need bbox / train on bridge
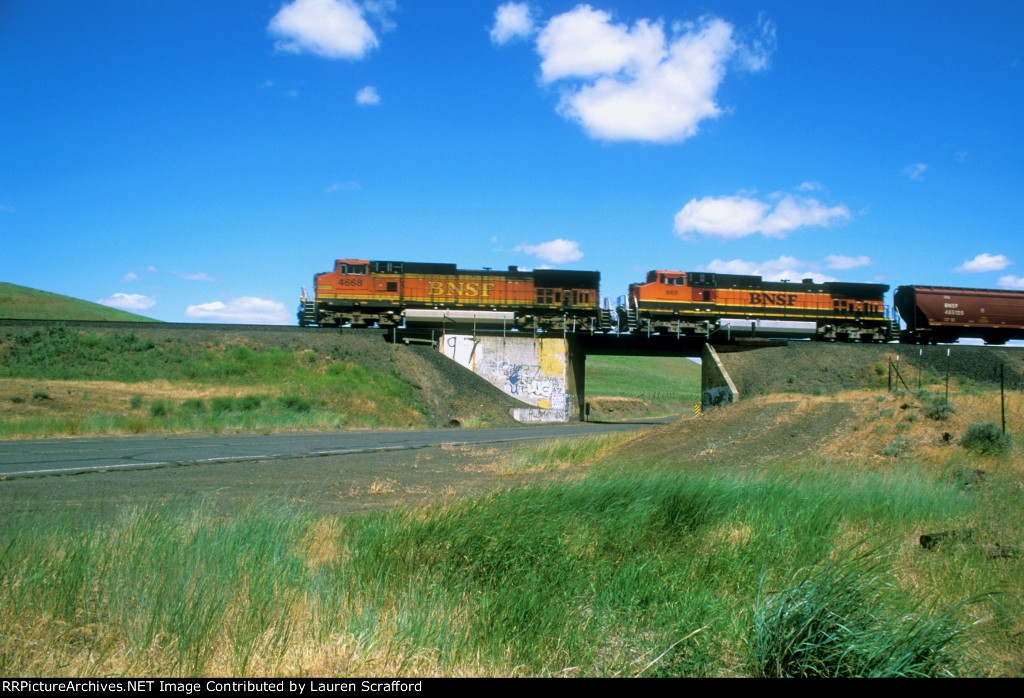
[299,257,1024,345]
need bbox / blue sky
[2,1,1022,324]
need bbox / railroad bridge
[392,324,778,422]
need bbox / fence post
[1001,364,1006,434]
[945,348,950,403]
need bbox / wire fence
[886,351,1023,433]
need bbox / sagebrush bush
[882,435,912,457]
[148,400,172,417]
[959,422,1012,456]
[921,393,955,421]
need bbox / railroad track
[0,318,347,332]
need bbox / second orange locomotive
[620,270,892,341]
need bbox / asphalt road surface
[0,421,663,480]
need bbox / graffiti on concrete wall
[439,334,573,419]
[496,360,565,408]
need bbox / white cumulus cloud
[268,0,382,60]
[674,192,851,240]
[98,293,156,311]
[824,255,871,270]
[514,238,583,264]
[490,2,535,45]
[954,253,1012,273]
[355,85,380,105]
[528,7,774,143]
[185,297,291,324]
[701,256,838,283]
[998,275,1024,289]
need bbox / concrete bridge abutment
[701,344,739,409]
[439,333,586,423]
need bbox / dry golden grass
[0,378,274,416]
[301,519,347,570]
[829,387,1023,476]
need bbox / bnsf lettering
[944,303,958,308]
[428,282,496,297]
[750,293,798,306]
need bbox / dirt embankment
[719,342,1024,398]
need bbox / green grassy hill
[0,282,159,321]
[585,355,701,417]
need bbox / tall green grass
[3,457,1005,677]
[750,551,971,677]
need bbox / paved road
[0,421,666,480]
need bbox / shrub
[149,400,172,417]
[959,422,1012,456]
[882,435,912,458]
[921,393,955,421]
[180,398,206,414]
[237,395,263,412]
[10,395,26,404]
[278,395,312,413]
[129,394,144,410]
[869,408,895,422]
[211,397,235,414]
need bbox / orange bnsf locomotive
[299,258,607,331]
[619,270,892,342]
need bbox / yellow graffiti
[538,338,566,376]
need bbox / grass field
[585,355,701,417]
[2,389,1020,677]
